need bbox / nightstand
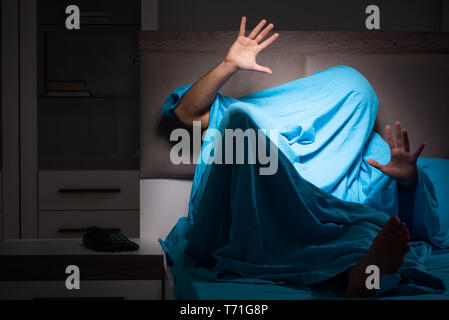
[0,238,165,299]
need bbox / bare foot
[344,216,411,297]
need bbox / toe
[400,233,411,244]
[384,216,401,235]
[402,227,410,240]
[391,220,411,244]
[394,231,406,245]
[396,222,409,236]
[403,226,410,239]
[398,222,408,233]
[402,244,410,253]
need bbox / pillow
[417,157,449,230]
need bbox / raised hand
[224,16,279,74]
[367,121,425,188]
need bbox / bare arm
[173,59,238,128]
[174,16,279,128]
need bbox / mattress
[165,249,449,300]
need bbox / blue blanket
[159,66,449,298]
[171,249,449,300]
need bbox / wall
[143,0,447,32]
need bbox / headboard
[140,31,449,179]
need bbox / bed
[160,157,449,300]
[139,31,449,299]
[170,253,449,300]
[167,249,449,300]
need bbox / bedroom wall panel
[443,0,449,32]
[306,54,449,158]
[221,53,306,98]
[141,52,220,179]
[157,0,441,32]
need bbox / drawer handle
[58,188,121,194]
[58,228,121,233]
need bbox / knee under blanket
[159,66,449,297]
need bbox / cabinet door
[38,98,139,170]
[1,0,21,239]
[0,1,2,242]
[38,170,139,210]
[39,27,139,98]
[38,0,140,25]
[38,210,139,238]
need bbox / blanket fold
[159,66,449,297]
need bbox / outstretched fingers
[258,32,279,50]
[385,125,395,149]
[395,121,403,148]
[255,23,274,43]
[412,142,425,160]
[402,129,410,152]
[367,158,386,173]
[253,64,272,74]
[248,19,267,40]
[239,16,246,37]
[392,121,425,159]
